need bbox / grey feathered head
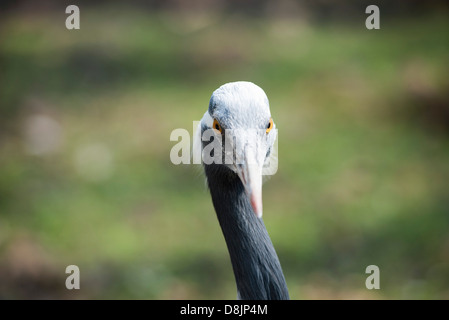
[194,81,277,217]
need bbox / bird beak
[236,148,263,218]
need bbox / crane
[195,81,289,300]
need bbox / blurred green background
[1,0,449,299]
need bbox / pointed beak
[235,149,263,218]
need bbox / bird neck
[205,165,289,300]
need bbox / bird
[194,81,289,300]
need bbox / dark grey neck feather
[204,164,289,300]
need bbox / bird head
[195,81,277,218]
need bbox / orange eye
[266,118,274,133]
[213,119,223,134]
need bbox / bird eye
[266,118,274,134]
[213,119,223,134]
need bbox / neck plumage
[205,164,289,300]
